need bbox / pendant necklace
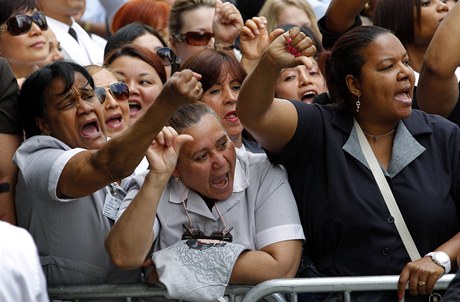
[361,128,395,142]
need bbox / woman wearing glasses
[106,102,304,290]
[14,61,202,286]
[0,0,49,81]
[105,44,167,126]
[105,23,179,78]
[169,0,243,65]
[86,65,130,138]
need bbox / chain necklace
[361,128,395,142]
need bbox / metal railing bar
[240,274,455,302]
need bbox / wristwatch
[425,251,451,274]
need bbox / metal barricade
[48,284,253,301]
[48,275,456,302]
[240,274,456,302]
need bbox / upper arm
[325,0,367,34]
[417,67,459,118]
[417,2,460,117]
[247,98,298,155]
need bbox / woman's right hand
[264,27,317,71]
[156,69,203,109]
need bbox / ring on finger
[418,281,426,287]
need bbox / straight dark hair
[374,0,421,46]
[0,0,38,24]
[104,22,168,58]
[19,61,95,138]
[180,49,247,92]
[104,43,167,84]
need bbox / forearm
[0,177,17,225]
[237,51,281,126]
[431,232,460,271]
[417,1,460,116]
[93,98,179,180]
[106,172,170,269]
[229,240,302,284]
[325,0,367,33]
[0,134,20,224]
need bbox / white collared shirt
[46,17,105,66]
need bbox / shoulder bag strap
[354,119,421,261]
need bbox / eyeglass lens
[180,32,213,46]
[95,82,129,103]
[4,11,48,36]
[156,47,177,66]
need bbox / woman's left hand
[398,256,445,299]
[264,26,316,71]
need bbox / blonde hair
[168,0,215,38]
[258,0,321,40]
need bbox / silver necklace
[361,128,395,142]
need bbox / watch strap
[425,251,451,274]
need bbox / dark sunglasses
[181,224,233,242]
[156,47,179,67]
[94,82,130,104]
[0,11,48,36]
[173,31,214,46]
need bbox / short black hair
[0,0,37,24]
[19,61,95,138]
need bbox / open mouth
[394,89,412,104]
[211,172,230,190]
[105,114,123,129]
[301,91,317,103]
[224,111,239,123]
[80,120,100,138]
[128,101,142,116]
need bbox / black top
[0,58,20,134]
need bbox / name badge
[103,193,121,220]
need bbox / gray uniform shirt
[14,135,141,286]
[119,150,305,252]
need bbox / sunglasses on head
[156,47,179,67]
[173,31,214,46]
[0,11,48,36]
[181,224,233,242]
[94,82,130,104]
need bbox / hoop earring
[356,95,361,113]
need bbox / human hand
[142,258,160,284]
[264,27,316,71]
[240,16,283,61]
[156,69,202,109]
[398,256,445,300]
[146,126,193,178]
[213,0,243,45]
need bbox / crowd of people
[2,0,460,301]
